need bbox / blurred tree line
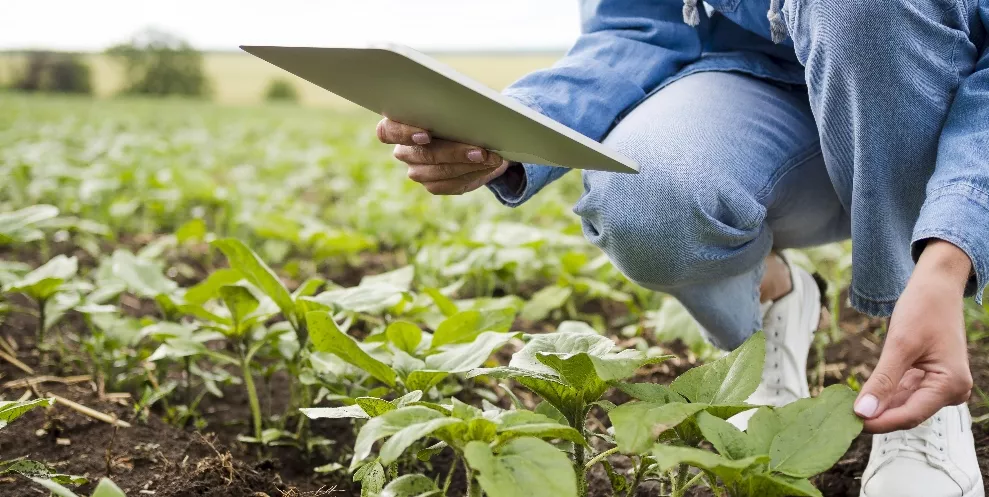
[5,28,210,98]
[3,28,299,103]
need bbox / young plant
[0,204,59,246]
[0,398,92,490]
[2,255,78,342]
[304,308,519,401]
[650,385,862,497]
[309,394,582,497]
[467,330,670,496]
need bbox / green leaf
[3,255,77,301]
[352,406,448,470]
[213,238,296,326]
[468,368,579,426]
[746,407,782,455]
[431,308,516,349]
[609,402,707,453]
[301,405,369,420]
[29,478,78,497]
[616,383,683,404]
[770,385,863,478]
[109,250,177,298]
[0,205,58,245]
[537,349,670,386]
[695,411,751,459]
[405,371,449,392]
[0,398,55,429]
[356,397,396,417]
[292,277,326,299]
[650,445,768,485]
[534,401,568,425]
[464,438,577,497]
[379,417,462,466]
[183,268,243,305]
[386,321,422,354]
[671,331,765,404]
[219,284,260,333]
[520,286,572,321]
[0,460,87,485]
[380,474,442,497]
[307,311,396,387]
[147,339,208,362]
[424,331,518,373]
[493,410,587,446]
[424,287,458,317]
[745,474,823,497]
[509,332,614,373]
[356,461,385,497]
[176,218,207,244]
[311,268,413,314]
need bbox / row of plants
[1,229,863,496]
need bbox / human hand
[376,118,512,195]
[854,240,974,433]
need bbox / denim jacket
[487,0,989,313]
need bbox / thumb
[855,347,911,420]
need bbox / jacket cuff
[911,183,989,302]
[484,91,560,207]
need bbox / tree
[264,78,299,103]
[13,51,92,94]
[106,28,211,97]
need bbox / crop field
[1,92,987,497]
[0,52,562,106]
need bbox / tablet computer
[240,43,638,173]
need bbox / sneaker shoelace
[878,419,945,461]
[758,303,802,404]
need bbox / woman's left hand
[854,240,974,433]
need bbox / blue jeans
[576,71,846,349]
[488,0,989,348]
[570,0,986,349]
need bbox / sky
[0,0,581,52]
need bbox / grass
[0,52,562,107]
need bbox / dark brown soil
[2,246,988,497]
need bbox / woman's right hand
[376,118,512,195]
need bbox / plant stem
[574,440,587,497]
[442,456,459,496]
[37,298,47,343]
[466,466,481,497]
[671,464,690,497]
[184,356,192,405]
[241,352,263,441]
[829,288,841,342]
[294,382,311,441]
[584,447,619,472]
[625,457,646,497]
[682,471,704,492]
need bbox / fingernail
[412,132,430,145]
[485,153,502,166]
[854,394,879,418]
[467,149,484,163]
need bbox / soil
[2,245,988,497]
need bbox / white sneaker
[861,404,984,497]
[730,258,820,429]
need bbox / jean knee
[575,164,767,289]
[789,0,963,70]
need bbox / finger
[863,387,948,433]
[854,336,917,420]
[395,141,503,166]
[883,369,926,411]
[421,168,498,195]
[376,119,431,145]
[407,162,499,184]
